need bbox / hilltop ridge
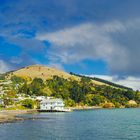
[12,65,75,80]
[4,65,105,86]
[1,64,132,90]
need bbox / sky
[0,0,140,90]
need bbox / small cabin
[40,98,64,111]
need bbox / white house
[40,98,65,111]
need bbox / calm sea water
[0,109,140,140]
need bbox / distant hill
[3,65,131,90]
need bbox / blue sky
[0,0,140,89]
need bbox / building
[0,98,4,106]
[36,96,46,101]
[40,98,65,111]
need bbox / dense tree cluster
[15,75,140,108]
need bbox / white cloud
[36,22,126,64]
[0,60,10,73]
[36,19,140,76]
[87,74,140,90]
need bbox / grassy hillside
[8,65,78,80]
[2,65,132,91]
[5,65,106,86]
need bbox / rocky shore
[0,110,38,123]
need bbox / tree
[18,82,30,95]
[29,78,45,95]
[92,95,107,106]
[0,75,5,80]
[70,81,85,103]
[21,99,36,109]
[65,99,75,107]
[11,76,25,83]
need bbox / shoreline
[69,106,102,110]
[0,107,100,123]
[0,107,138,124]
[0,109,38,124]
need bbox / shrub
[103,102,115,108]
[21,99,35,109]
[11,76,25,83]
[0,75,5,80]
[65,99,75,107]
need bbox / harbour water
[0,108,140,140]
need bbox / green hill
[0,65,139,109]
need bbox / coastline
[0,109,38,124]
[69,106,102,110]
[0,106,136,124]
[0,107,100,123]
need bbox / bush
[92,95,107,106]
[125,104,138,108]
[11,76,25,83]
[113,102,122,108]
[125,100,138,108]
[21,99,36,109]
[0,75,5,80]
[65,99,75,107]
[102,103,115,108]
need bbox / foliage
[5,75,140,108]
[28,78,45,95]
[64,99,75,107]
[18,78,46,96]
[125,103,138,108]
[102,102,115,108]
[92,95,107,106]
[3,90,17,106]
[0,74,5,80]
[20,99,36,109]
[11,76,25,83]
